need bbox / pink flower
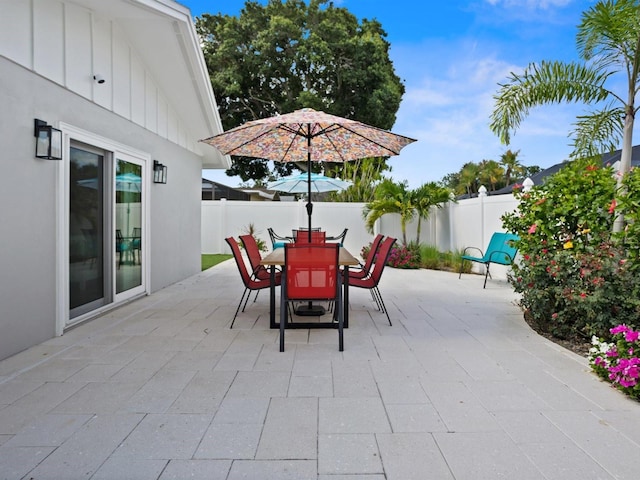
[527,224,537,234]
[608,199,617,214]
[625,330,640,342]
[611,324,630,335]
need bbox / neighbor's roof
[486,144,640,197]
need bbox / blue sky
[182,0,605,188]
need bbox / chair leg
[279,280,287,352]
[241,288,252,312]
[338,277,344,351]
[374,287,392,326]
[369,288,381,310]
[483,263,490,289]
[253,290,260,303]
[230,287,249,329]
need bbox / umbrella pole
[307,136,313,243]
[296,132,325,317]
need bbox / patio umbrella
[77,173,142,193]
[267,172,352,196]
[201,107,416,241]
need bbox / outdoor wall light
[153,160,167,184]
[34,119,62,160]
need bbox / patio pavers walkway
[1,260,640,479]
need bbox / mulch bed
[522,310,592,357]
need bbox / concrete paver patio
[1,260,639,479]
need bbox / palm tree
[478,159,505,191]
[499,149,523,186]
[458,162,480,196]
[363,179,415,245]
[363,180,452,245]
[490,0,640,232]
[411,183,452,244]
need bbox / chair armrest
[487,249,516,264]
[462,246,484,257]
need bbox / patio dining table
[261,246,359,329]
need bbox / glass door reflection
[115,159,142,294]
[69,147,105,318]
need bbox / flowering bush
[589,324,640,400]
[510,241,640,339]
[360,241,421,269]
[502,159,640,341]
[386,242,422,269]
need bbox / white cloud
[385,37,583,188]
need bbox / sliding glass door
[68,144,146,322]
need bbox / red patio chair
[293,230,326,244]
[349,233,384,280]
[348,236,397,326]
[240,234,282,303]
[226,237,280,329]
[280,243,343,352]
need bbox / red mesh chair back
[239,234,270,280]
[284,243,339,300]
[361,236,396,285]
[293,230,326,244]
[350,233,384,280]
[225,236,277,328]
[280,242,343,352]
[226,237,253,286]
[349,236,397,326]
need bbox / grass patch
[202,254,232,271]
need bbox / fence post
[219,198,227,252]
[478,186,487,251]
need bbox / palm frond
[490,60,614,145]
[569,105,625,158]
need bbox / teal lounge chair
[459,232,520,288]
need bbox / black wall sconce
[153,160,167,184]
[34,119,63,160]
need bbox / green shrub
[502,158,640,341]
[420,244,441,269]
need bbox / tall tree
[411,183,452,244]
[363,179,415,245]
[499,149,523,186]
[478,159,505,191]
[362,179,451,245]
[458,162,481,196]
[196,0,405,182]
[490,0,640,232]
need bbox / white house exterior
[0,0,230,361]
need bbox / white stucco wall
[0,57,204,360]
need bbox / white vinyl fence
[202,194,521,279]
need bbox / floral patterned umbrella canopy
[201,108,416,236]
